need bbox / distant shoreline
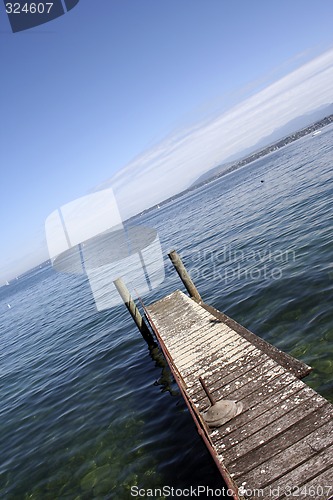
[132,113,333,221]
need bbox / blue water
[1,124,333,499]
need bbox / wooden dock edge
[167,249,311,380]
[144,305,244,500]
[196,300,312,380]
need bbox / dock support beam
[114,278,155,346]
[168,250,202,302]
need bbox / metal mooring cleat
[199,376,243,428]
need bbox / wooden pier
[139,252,333,500]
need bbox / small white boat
[312,130,322,137]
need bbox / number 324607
[5,3,53,14]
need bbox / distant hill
[227,103,333,161]
[129,108,333,223]
[193,103,333,186]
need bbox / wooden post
[168,250,202,301]
[114,278,155,346]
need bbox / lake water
[1,124,333,499]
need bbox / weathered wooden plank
[213,385,317,451]
[264,446,333,499]
[176,339,249,374]
[299,466,333,499]
[226,403,333,479]
[193,357,278,409]
[195,368,277,416]
[188,351,272,397]
[173,341,249,374]
[208,364,287,413]
[147,290,207,328]
[236,418,333,488]
[200,302,312,379]
[173,330,244,367]
[191,372,297,441]
[186,345,261,391]
[158,311,221,339]
[181,340,259,381]
[216,394,327,462]
[210,378,306,441]
[183,343,259,387]
[167,323,234,353]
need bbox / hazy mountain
[193,103,333,186]
[228,103,333,161]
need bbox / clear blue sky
[1,0,333,282]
